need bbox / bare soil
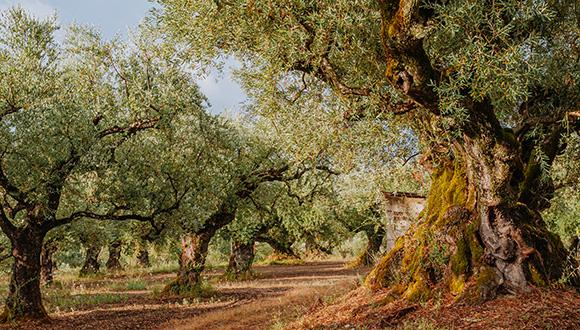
[1,261,367,330]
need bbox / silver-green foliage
[0,7,232,235]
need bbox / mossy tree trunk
[366,104,572,302]
[106,240,123,271]
[225,240,255,278]
[1,226,48,321]
[79,245,101,277]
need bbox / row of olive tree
[0,8,241,320]
[0,7,350,321]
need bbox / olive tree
[157,0,579,302]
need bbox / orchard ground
[1,260,578,329]
[0,261,366,330]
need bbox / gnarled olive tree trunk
[165,165,298,294]
[106,240,123,271]
[165,195,240,294]
[165,231,215,294]
[1,226,48,321]
[367,107,570,302]
[79,245,101,277]
[225,240,255,279]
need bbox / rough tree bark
[106,240,123,271]
[79,245,101,277]
[0,226,48,321]
[164,195,238,293]
[354,0,577,303]
[165,230,215,294]
[41,238,59,286]
[225,240,255,279]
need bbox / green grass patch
[144,263,179,275]
[125,279,147,291]
[46,293,129,312]
[163,278,215,299]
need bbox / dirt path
[5,261,368,330]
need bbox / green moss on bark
[450,238,469,276]
[366,162,476,301]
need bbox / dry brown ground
[290,285,580,329]
[3,262,578,329]
[1,261,367,330]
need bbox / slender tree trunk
[165,230,214,293]
[40,239,58,286]
[105,240,123,271]
[1,227,48,321]
[136,244,151,268]
[225,240,255,279]
[79,245,101,277]
[351,227,385,267]
[366,108,571,302]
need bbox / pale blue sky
[0,0,246,114]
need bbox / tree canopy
[157,0,579,300]
[0,0,578,324]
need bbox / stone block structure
[381,192,426,251]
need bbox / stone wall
[381,192,426,251]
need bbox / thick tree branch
[98,117,160,139]
[377,0,438,113]
[55,185,187,229]
[57,211,154,226]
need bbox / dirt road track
[4,261,367,330]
